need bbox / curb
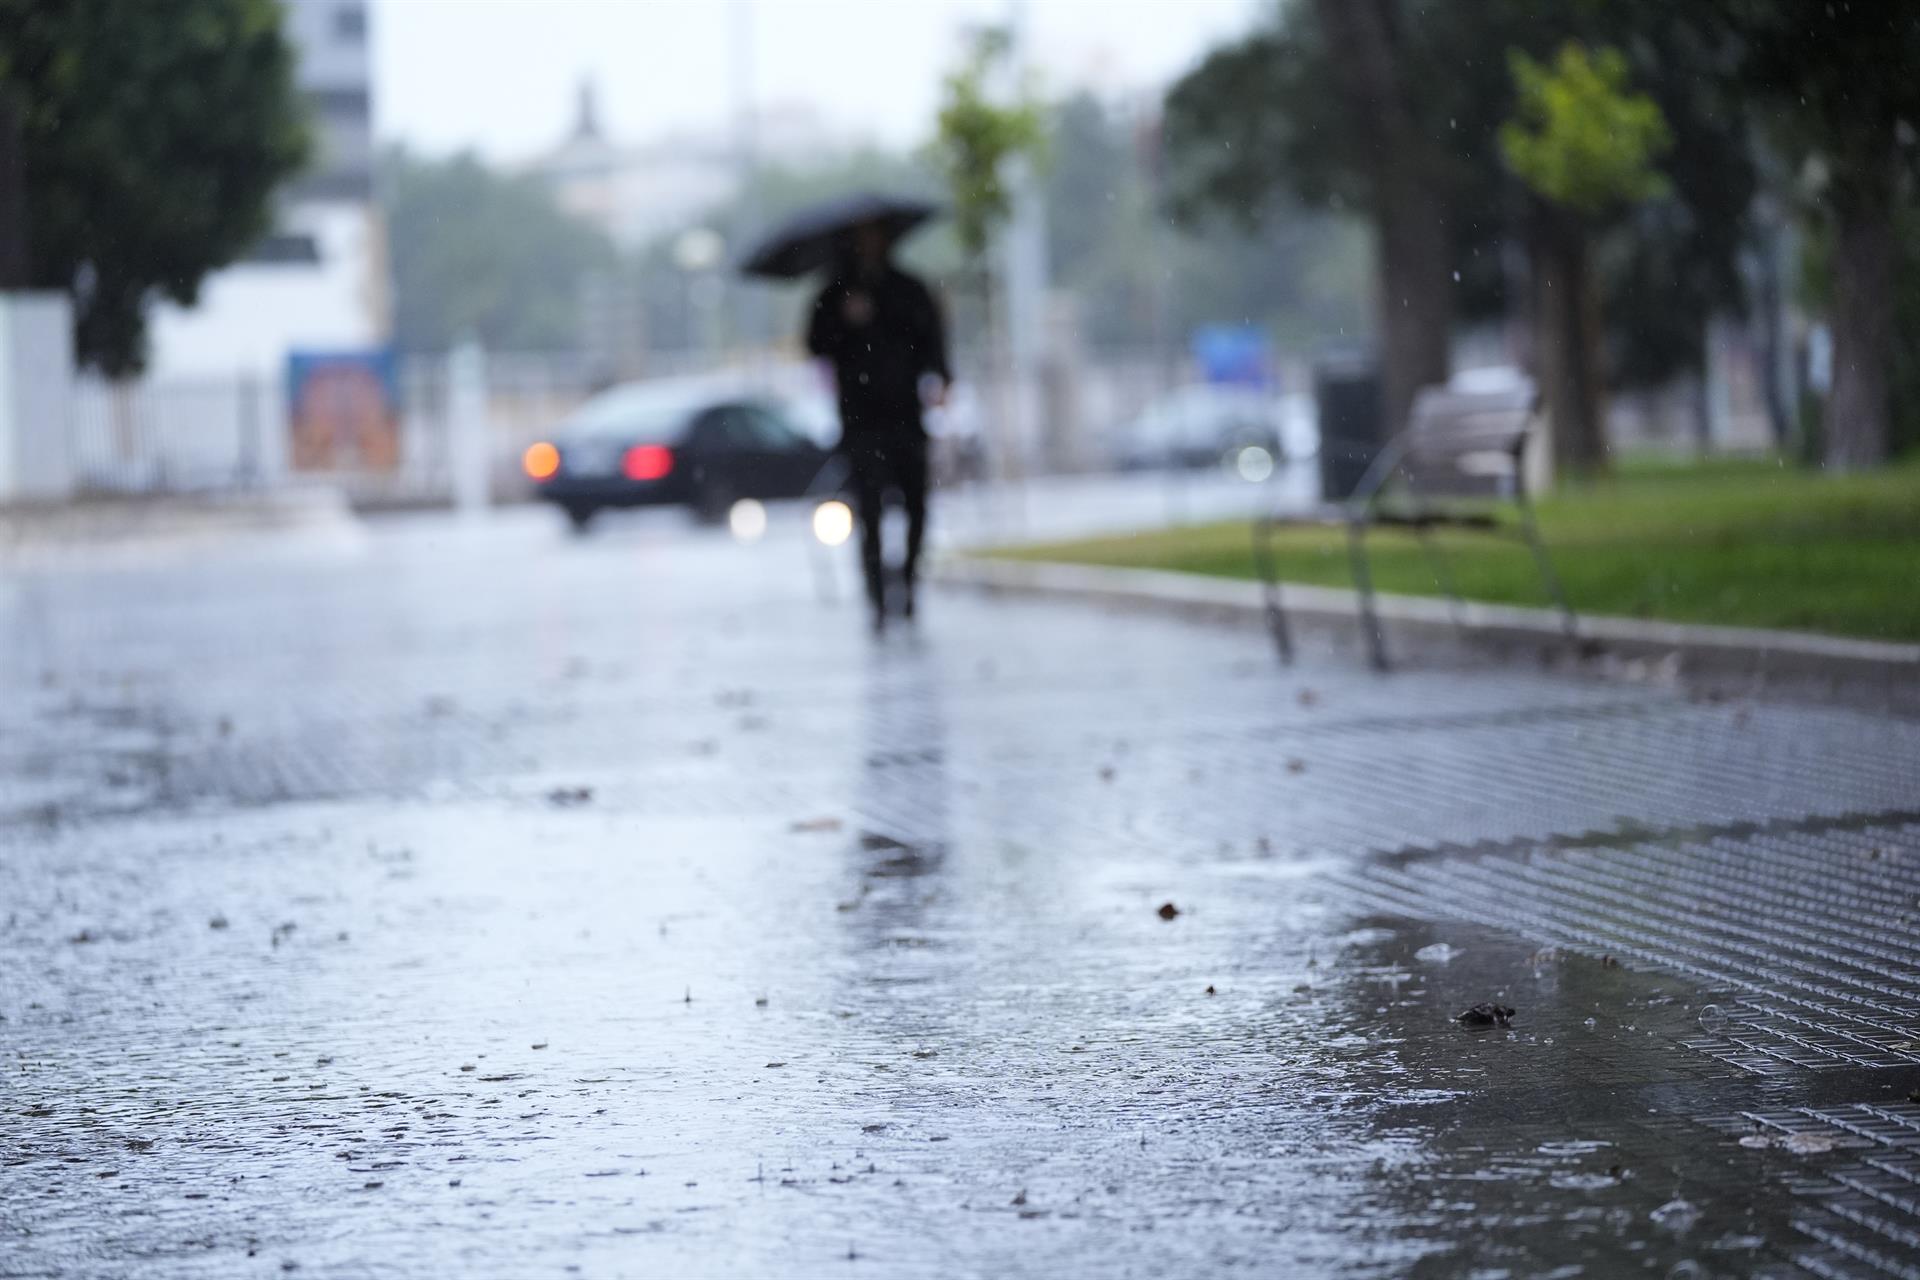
[935,556,1920,703]
[0,487,359,565]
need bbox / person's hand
[923,380,949,409]
[842,291,874,326]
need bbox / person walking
[806,221,951,630]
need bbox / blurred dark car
[524,381,832,530]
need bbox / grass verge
[989,458,1920,643]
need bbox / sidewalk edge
[933,555,1920,692]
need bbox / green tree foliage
[1500,44,1670,214]
[0,0,309,376]
[380,147,618,353]
[1164,2,1759,428]
[1500,42,1672,472]
[928,28,1045,275]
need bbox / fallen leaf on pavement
[790,816,843,833]
[1156,902,1180,920]
[1455,1002,1516,1028]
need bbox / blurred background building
[144,0,390,381]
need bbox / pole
[730,0,760,367]
[448,338,490,517]
[1002,0,1048,479]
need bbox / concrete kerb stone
[934,555,1920,709]
[0,485,358,565]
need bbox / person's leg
[848,445,887,620]
[896,437,929,616]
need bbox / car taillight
[523,441,560,481]
[622,444,674,481]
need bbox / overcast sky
[373,0,1263,160]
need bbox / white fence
[71,375,281,493]
[61,346,1231,505]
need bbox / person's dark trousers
[845,435,928,615]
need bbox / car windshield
[561,384,705,441]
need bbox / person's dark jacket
[805,265,950,442]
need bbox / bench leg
[1346,519,1389,671]
[1517,500,1579,640]
[1251,513,1294,664]
[1414,526,1468,630]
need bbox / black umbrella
[737,191,940,280]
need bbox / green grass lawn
[993,458,1920,643]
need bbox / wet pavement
[3,501,1918,1278]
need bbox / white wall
[147,201,387,380]
[0,293,76,502]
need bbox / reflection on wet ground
[2,512,1917,1277]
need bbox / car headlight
[812,500,853,546]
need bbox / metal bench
[1252,382,1576,670]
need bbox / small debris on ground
[271,922,297,948]
[546,786,593,807]
[789,816,842,833]
[1098,765,1115,782]
[1297,688,1319,707]
[1156,902,1181,921]
[1600,955,1622,969]
[1782,1132,1836,1154]
[208,915,229,931]
[1455,1002,1515,1028]
[1010,1189,1027,1206]
[1204,985,1216,996]
[1285,758,1307,774]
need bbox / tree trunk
[1531,207,1608,474]
[0,91,28,289]
[1824,182,1893,469]
[1374,169,1454,436]
[1312,0,1451,434]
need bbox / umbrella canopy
[737,191,940,280]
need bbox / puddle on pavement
[0,805,1864,1277]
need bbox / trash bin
[1313,352,1383,502]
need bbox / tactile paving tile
[1695,1105,1920,1277]
[1328,818,1920,1074]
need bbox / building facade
[145,0,390,380]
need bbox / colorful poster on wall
[287,348,399,471]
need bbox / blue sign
[1190,326,1274,389]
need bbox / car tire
[563,503,596,534]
